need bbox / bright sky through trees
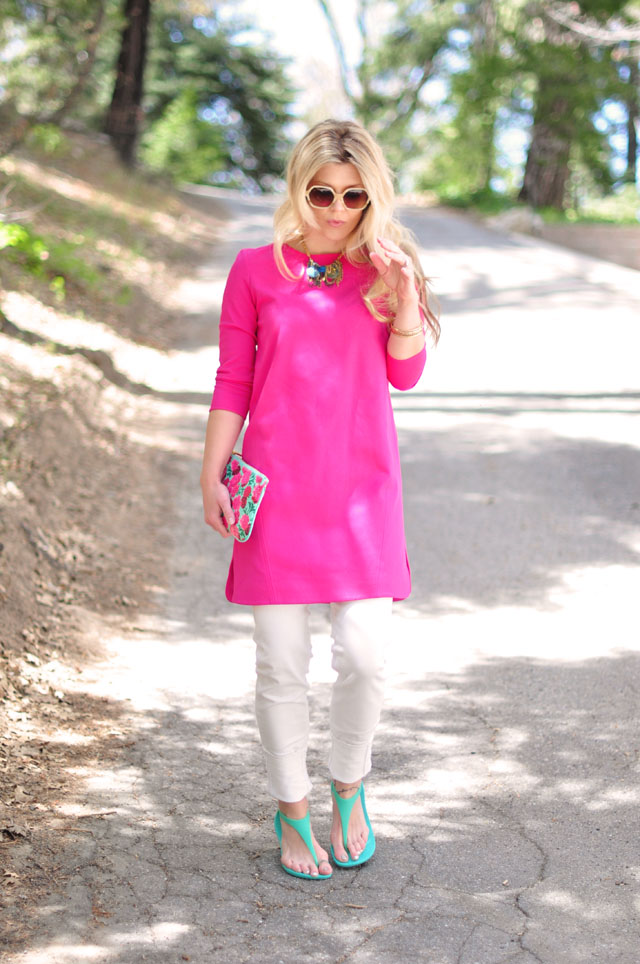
[2,1,635,205]
[221,0,363,123]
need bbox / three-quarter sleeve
[210,250,258,416]
[386,345,426,390]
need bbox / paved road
[11,192,640,963]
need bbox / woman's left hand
[370,237,418,304]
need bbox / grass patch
[0,222,102,301]
[541,186,640,225]
[0,128,223,350]
[24,123,72,160]
[436,186,516,215]
[1,168,161,258]
[437,183,639,225]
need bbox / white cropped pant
[253,598,392,803]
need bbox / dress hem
[224,588,411,606]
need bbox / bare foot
[330,781,369,863]
[278,798,332,877]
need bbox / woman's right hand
[202,479,236,538]
[200,409,245,538]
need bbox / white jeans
[253,598,392,803]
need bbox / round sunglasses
[305,185,370,211]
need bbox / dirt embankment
[0,133,223,950]
[537,223,640,272]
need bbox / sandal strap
[331,781,363,851]
[278,810,319,867]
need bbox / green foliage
[1,222,47,266]
[24,124,71,158]
[49,275,67,303]
[433,184,515,214]
[357,0,638,209]
[0,0,109,120]
[354,1,519,185]
[1,166,168,259]
[139,88,226,184]
[114,284,132,305]
[1,0,637,206]
[0,221,101,297]
[515,2,632,207]
[0,1,295,188]
[416,123,480,197]
[356,0,460,170]
[142,6,295,188]
[547,184,640,224]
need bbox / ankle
[279,797,308,820]
[333,780,361,798]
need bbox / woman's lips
[327,219,346,227]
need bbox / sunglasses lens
[308,187,334,207]
[344,190,369,209]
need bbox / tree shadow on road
[10,646,638,963]
[399,421,640,614]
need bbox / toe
[351,830,368,859]
[334,844,349,862]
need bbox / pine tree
[0,0,108,156]
[517,1,631,208]
[0,1,295,188]
[321,0,638,207]
[105,0,152,166]
[141,6,294,188]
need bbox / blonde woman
[201,119,439,880]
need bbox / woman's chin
[305,225,356,251]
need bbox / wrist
[388,320,425,338]
[201,466,225,487]
[396,291,420,309]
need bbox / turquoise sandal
[274,810,332,880]
[330,781,376,868]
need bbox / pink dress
[210,243,426,605]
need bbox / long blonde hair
[273,119,440,342]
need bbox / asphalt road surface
[11,191,640,964]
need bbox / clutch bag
[222,452,269,542]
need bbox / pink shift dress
[210,243,426,605]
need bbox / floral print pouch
[222,453,269,542]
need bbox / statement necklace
[301,240,343,287]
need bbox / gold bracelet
[388,321,425,337]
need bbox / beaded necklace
[301,240,343,287]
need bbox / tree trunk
[624,59,638,185]
[519,89,572,209]
[476,0,498,192]
[105,0,151,167]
